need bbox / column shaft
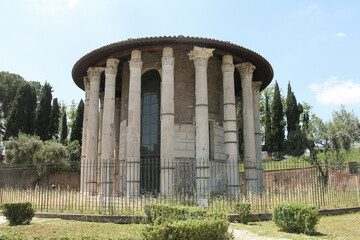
[85,67,104,195]
[97,94,104,193]
[126,50,142,197]
[160,47,175,195]
[222,55,239,195]
[80,77,90,193]
[188,46,214,197]
[236,62,257,193]
[252,81,263,190]
[101,58,119,197]
[113,97,121,195]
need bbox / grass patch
[0,217,144,239]
[231,211,360,239]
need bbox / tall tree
[49,98,60,139]
[284,82,307,156]
[3,82,37,140]
[60,106,68,144]
[36,82,53,140]
[270,81,285,158]
[70,99,84,144]
[264,91,272,153]
[0,72,26,120]
[285,82,300,134]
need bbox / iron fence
[0,158,359,215]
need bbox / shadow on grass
[278,229,327,237]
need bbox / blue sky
[0,0,359,121]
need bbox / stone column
[160,47,175,196]
[97,93,104,193]
[80,76,90,193]
[252,81,263,191]
[188,46,214,198]
[235,62,257,193]
[85,67,105,195]
[126,50,142,197]
[101,58,119,197]
[221,55,239,195]
[113,97,121,195]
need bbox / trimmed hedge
[235,202,251,224]
[273,202,320,234]
[144,204,226,224]
[0,202,34,226]
[142,219,231,240]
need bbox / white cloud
[309,78,360,105]
[336,32,346,37]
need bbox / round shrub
[273,202,320,234]
[0,202,35,226]
[235,202,251,224]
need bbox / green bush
[142,219,231,240]
[235,202,251,224]
[273,202,320,234]
[144,204,225,224]
[0,202,35,226]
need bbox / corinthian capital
[105,58,120,76]
[87,67,105,81]
[235,62,256,77]
[162,56,175,66]
[221,63,235,73]
[188,46,214,68]
[129,58,143,70]
[252,81,262,93]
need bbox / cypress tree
[49,98,60,139]
[3,82,37,140]
[271,81,285,158]
[70,99,84,145]
[264,91,272,154]
[36,82,52,140]
[60,106,68,144]
[285,82,300,135]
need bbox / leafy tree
[264,91,272,153]
[70,99,84,145]
[270,81,285,159]
[60,106,68,144]
[66,140,81,171]
[36,82,53,140]
[3,82,37,140]
[4,133,69,182]
[67,100,77,134]
[307,106,360,185]
[49,98,60,139]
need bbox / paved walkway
[0,215,6,224]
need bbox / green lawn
[0,217,144,239]
[231,211,360,240]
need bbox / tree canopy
[70,99,84,145]
[36,82,53,140]
[3,82,37,140]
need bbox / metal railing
[0,159,359,214]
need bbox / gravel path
[229,227,290,240]
[0,215,7,224]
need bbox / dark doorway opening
[140,70,161,194]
